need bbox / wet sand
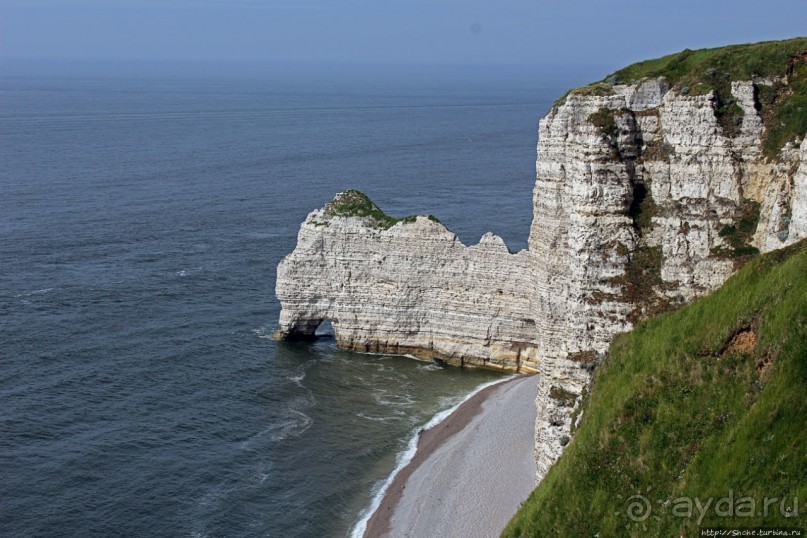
[364,374,538,537]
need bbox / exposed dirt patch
[720,323,757,357]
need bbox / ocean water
[1,65,584,536]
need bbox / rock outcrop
[275,191,540,372]
[276,40,807,483]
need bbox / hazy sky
[1,0,805,69]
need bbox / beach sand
[364,374,538,538]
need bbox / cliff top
[560,37,807,158]
[321,189,441,229]
[606,36,807,88]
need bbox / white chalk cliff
[276,197,540,372]
[276,74,807,482]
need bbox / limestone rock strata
[755,137,807,251]
[276,76,807,483]
[531,78,807,480]
[276,205,540,372]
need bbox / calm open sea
[1,63,588,536]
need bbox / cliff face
[529,78,807,479]
[276,40,807,483]
[275,193,540,372]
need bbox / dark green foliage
[325,189,389,221]
[608,246,666,323]
[714,200,762,259]
[588,108,620,138]
[628,182,658,234]
[324,189,441,229]
[715,99,745,138]
[758,60,807,159]
[504,241,807,537]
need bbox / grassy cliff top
[563,37,807,158]
[605,37,807,87]
[322,189,440,229]
[504,239,807,536]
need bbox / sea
[0,61,595,537]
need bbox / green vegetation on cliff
[323,189,440,229]
[607,38,807,87]
[504,240,807,537]
[567,37,807,157]
[713,200,762,260]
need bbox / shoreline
[356,373,537,537]
[349,375,516,538]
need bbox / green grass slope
[504,241,807,537]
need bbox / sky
[1,0,805,71]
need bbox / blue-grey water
[1,64,587,537]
